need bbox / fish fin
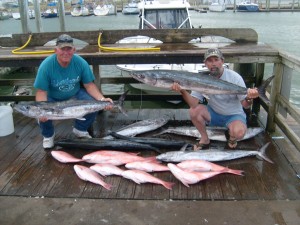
[257,75,275,104]
[257,142,274,163]
[179,143,190,151]
[103,183,112,190]
[162,182,175,190]
[226,168,245,176]
[75,117,86,121]
[182,182,190,188]
[115,90,129,116]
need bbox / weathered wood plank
[0,29,258,47]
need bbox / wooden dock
[0,28,300,224]
[0,109,299,200]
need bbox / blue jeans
[39,89,98,138]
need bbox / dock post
[58,0,66,32]
[33,0,43,32]
[266,63,283,132]
[19,0,30,33]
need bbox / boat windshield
[139,9,191,29]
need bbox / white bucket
[0,106,14,137]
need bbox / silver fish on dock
[131,70,275,102]
[109,131,191,149]
[14,91,128,120]
[156,142,273,163]
[155,126,264,142]
[102,116,169,139]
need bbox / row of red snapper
[51,150,244,191]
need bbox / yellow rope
[11,34,55,55]
[98,32,160,52]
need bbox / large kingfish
[131,70,274,102]
[102,117,169,139]
[55,138,162,153]
[14,91,128,120]
[109,131,191,149]
[155,126,264,142]
[156,142,273,163]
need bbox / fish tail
[257,75,275,104]
[226,168,245,176]
[162,181,175,190]
[102,182,113,191]
[257,142,274,163]
[115,90,129,116]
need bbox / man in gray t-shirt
[171,48,259,150]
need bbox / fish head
[14,103,37,117]
[130,71,157,85]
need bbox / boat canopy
[139,0,192,29]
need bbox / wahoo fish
[73,165,112,190]
[103,116,169,139]
[155,126,264,142]
[156,142,273,163]
[14,91,128,120]
[131,70,274,102]
[121,169,175,190]
[55,138,161,153]
[109,131,191,149]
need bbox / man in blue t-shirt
[171,48,259,150]
[34,34,113,149]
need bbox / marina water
[1,10,300,108]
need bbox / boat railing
[0,28,300,151]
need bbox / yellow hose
[98,32,160,52]
[11,34,55,55]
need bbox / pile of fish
[50,142,273,190]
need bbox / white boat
[94,3,115,16]
[71,4,90,16]
[0,10,10,20]
[12,9,35,20]
[209,0,226,12]
[122,0,140,15]
[236,1,259,12]
[43,8,58,18]
[116,0,209,96]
